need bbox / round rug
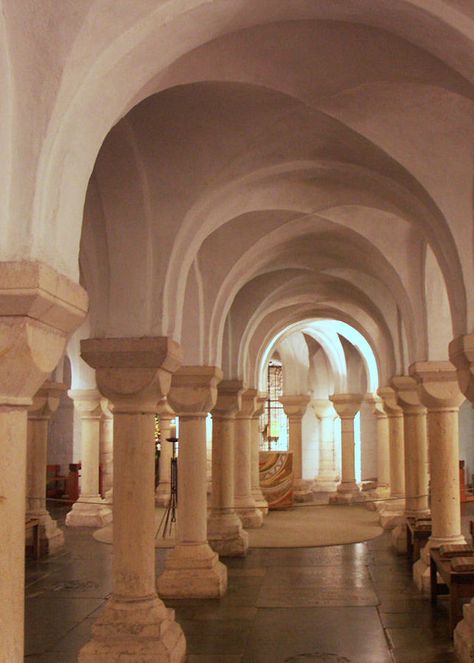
[93,504,382,549]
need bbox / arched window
[261,358,289,451]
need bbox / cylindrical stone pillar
[312,399,338,492]
[158,366,227,599]
[208,380,248,557]
[329,393,363,504]
[234,389,263,528]
[27,380,66,554]
[378,386,405,499]
[155,399,174,507]
[0,261,88,663]
[392,376,429,518]
[78,337,186,663]
[449,334,474,660]
[66,389,112,528]
[250,393,269,515]
[280,394,311,500]
[372,397,391,496]
[410,360,465,593]
[99,401,113,497]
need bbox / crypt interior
[2,1,474,662]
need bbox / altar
[259,451,294,509]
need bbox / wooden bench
[406,518,431,562]
[430,549,474,633]
[25,517,41,560]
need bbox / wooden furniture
[430,549,474,633]
[25,517,41,560]
[406,518,431,562]
[46,464,67,498]
[460,460,474,503]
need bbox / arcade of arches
[2,2,474,662]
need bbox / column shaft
[329,394,362,504]
[155,403,174,506]
[250,394,268,514]
[157,365,227,599]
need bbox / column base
[455,604,474,663]
[27,511,65,555]
[293,479,314,503]
[155,483,171,507]
[391,521,408,554]
[252,490,269,516]
[235,503,263,528]
[207,512,249,557]
[329,483,362,504]
[78,596,186,663]
[157,543,228,599]
[413,535,467,593]
[378,499,406,530]
[311,477,338,493]
[66,497,112,528]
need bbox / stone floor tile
[243,606,392,663]
[257,565,378,608]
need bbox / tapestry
[259,451,293,509]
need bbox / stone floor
[25,504,473,663]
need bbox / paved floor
[25,505,467,663]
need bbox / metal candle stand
[157,436,178,539]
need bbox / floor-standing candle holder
[267,435,279,451]
[156,436,178,538]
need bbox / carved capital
[168,365,222,416]
[409,360,464,410]
[68,388,107,419]
[311,398,336,420]
[377,386,403,416]
[81,337,181,413]
[237,388,259,419]
[0,261,88,404]
[28,380,66,419]
[212,379,244,418]
[280,394,311,420]
[449,334,474,404]
[329,393,363,419]
[391,375,426,415]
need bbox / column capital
[377,386,403,416]
[253,392,267,418]
[237,388,259,418]
[168,365,223,416]
[28,380,66,419]
[329,393,363,418]
[67,388,107,418]
[409,360,464,410]
[0,261,88,405]
[449,333,474,403]
[311,398,335,420]
[364,393,386,417]
[212,379,244,417]
[156,397,175,419]
[280,394,311,419]
[81,337,181,413]
[391,375,426,415]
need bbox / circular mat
[93,503,382,549]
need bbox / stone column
[312,399,338,493]
[26,380,66,554]
[390,376,429,553]
[234,389,264,528]
[378,386,405,499]
[371,396,391,497]
[100,401,113,498]
[208,380,248,557]
[78,337,186,663]
[449,334,474,662]
[157,366,227,599]
[0,261,87,663]
[250,392,269,515]
[155,399,174,507]
[66,389,112,528]
[408,361,465,592]
[329,393,363,503]
[280,394,312,500]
